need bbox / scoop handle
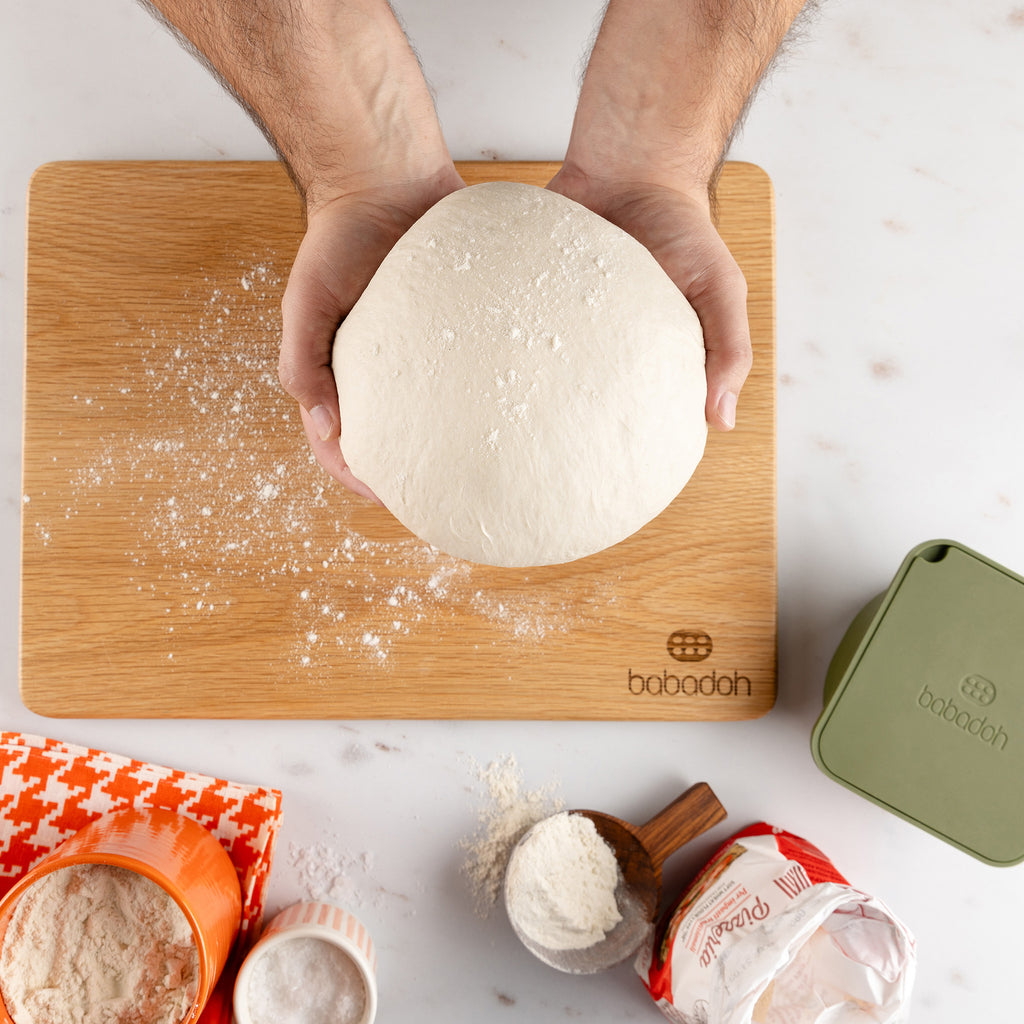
[635,782,727,873]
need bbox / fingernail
[717,391,737,430]
[309,404,335,441]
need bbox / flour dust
[24,255,609,675]
[460,754,565,918]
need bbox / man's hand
[556,0,808,431]
[280,170,464,494]
[547,167,750,431]
[142,0,460,494]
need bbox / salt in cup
[233,900,377,1024]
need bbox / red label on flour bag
[636,824,916,1024]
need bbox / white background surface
[3,1,1024,1020]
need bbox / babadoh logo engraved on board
[667,629,713,662]
[627,629,752,698]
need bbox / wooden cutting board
[21,160,775,720]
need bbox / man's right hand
[279,169,465,496]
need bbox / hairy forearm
[140,0,449,208]
[568,0,810,196]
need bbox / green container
[811,539,1024,866]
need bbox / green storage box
[812,539,1024,866]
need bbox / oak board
[21,160,776,719]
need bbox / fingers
[280,215,380,498]
[545,177,754,431]
[298,406,382,503]
[279,172,467,497]
[279,242,344,442]
[637,220,753,432]
[685,252,753,431]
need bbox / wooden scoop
[506,782,726,974]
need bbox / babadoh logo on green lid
[917,684,1008,750]
[960,674,997,707]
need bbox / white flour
[0,863,198,1024]
[503,812,622,951]
[460,755,565,917]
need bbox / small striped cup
[233,901,377,1024]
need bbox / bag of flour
[635,823,915,1024]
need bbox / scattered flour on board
[25,255,613,674]
[460,754,565,918]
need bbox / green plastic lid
[811,539,1024,866]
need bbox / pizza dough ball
[333,182,706,567]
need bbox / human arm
[548,0,810,430]
[141,0,463,493]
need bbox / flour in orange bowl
[0,864,198,1024]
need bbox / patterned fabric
[0,732,283,1024]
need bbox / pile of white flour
[504,812,622,951]
[0,863,198,1024]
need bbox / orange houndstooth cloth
[0,732,283,1024]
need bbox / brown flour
[0,864,198,1024]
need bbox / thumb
[279,257,345,442]
[686,257,752,431]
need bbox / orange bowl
[0,807,241,1024]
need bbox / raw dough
[333,181,706,567]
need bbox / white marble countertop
[3,1,1024,1020]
